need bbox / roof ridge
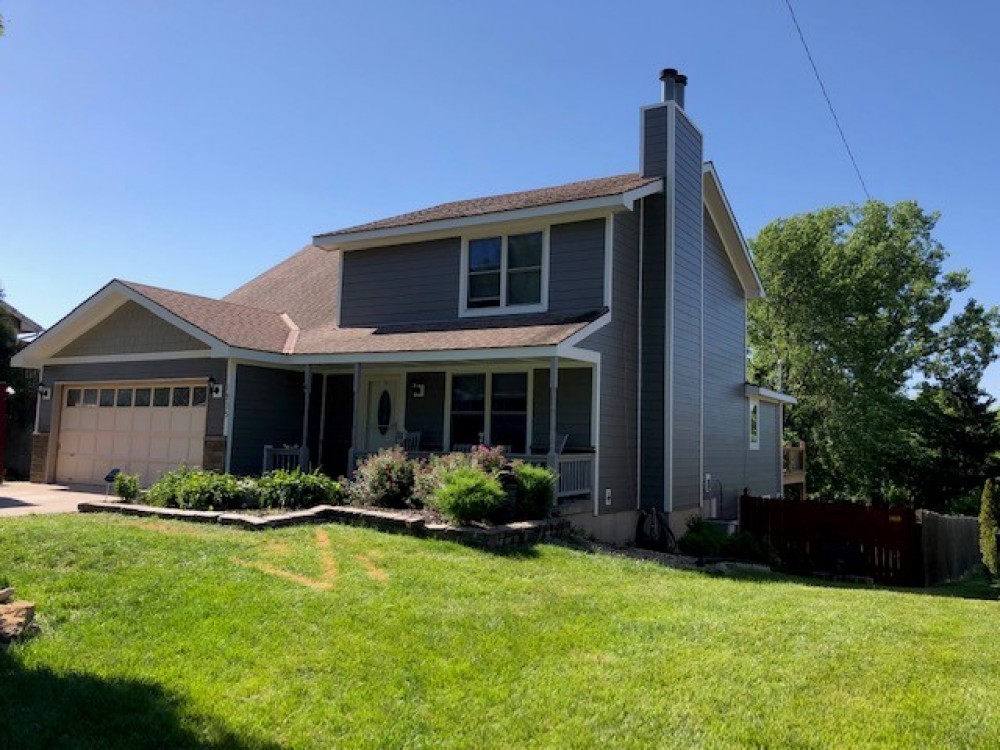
[116,279,286,318]
[280,313,300,354]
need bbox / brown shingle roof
[223,245,339,330]
[293,309,604,356]
[317,173,659,238]
[119,281,294,353]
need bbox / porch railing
[262,445,305,474]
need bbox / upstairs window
[749,398,760,450]
[461,230,547,315]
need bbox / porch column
[548,357,558,471]
[300,365,312,469]
[347,363,361,474]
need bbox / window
[449,372,528,452]
[116,388,133,407]
[134,388,152,407]
[462,230,547,315]
[153,387,170,407]
[66,389,81,407]
[99,388,115,407]
[749,398,760,450]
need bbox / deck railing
[262,445,305,474]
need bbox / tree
[980,479,999,577]
[748,200,1000,504]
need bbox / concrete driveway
[0,481,108,517]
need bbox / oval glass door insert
[377,390,392,435]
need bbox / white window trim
[458,227,550,318]
[749,396,760,451]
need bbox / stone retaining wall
[77,502,571,549]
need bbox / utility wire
[783,0,872,201]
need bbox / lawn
[1,515,997,749]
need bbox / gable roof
[702,162,765,299]
[1,300,44,336]
[317,173,662,249]
[223,244,340,330]
[120,281,295,353]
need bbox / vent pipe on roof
[659,68,687,108]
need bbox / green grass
[1,515,997,749]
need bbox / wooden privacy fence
[739,495,979,587]
[920,511,981,586]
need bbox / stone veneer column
[202,436,227,473]
[29,434,49,483]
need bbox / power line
[783,0,872,201]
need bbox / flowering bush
[349,447,416,509]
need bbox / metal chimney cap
[659,68,686,83]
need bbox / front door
[364,376,403,451]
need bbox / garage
[55,381,208,486]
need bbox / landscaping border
[77,502,571,549]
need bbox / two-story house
[13,70,793,541]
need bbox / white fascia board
[702,164,766,300]
[42,351,217,366]
[744,383,798,405]
[314,185,663,252]
[557,312,612,351]
[228,344,564,366]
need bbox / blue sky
[2,1,999,394]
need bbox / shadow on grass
[0,649,280,750]
[691,562,1000,602]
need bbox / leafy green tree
[748,200,1000,504]
[980,479,999,577]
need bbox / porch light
[411,380,425,398]
[37,383,51,400]
[208,376,224,399]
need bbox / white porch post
[347,363,361,474]
[548,356,558,471]
[300,365,312,469]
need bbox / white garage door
[56,382,208,486]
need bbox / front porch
[239,357,598,503]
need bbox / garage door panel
[56,380,207,486]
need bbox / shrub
[258,468,344,509]
[145,466,192,507]
[468,445,508,473]
[430,466,508,524]
[113,472,140,503]
[513,463,556,520]
[677,517,728,558]
[349,447,416,509]
[719,530,779,566]
[173,470,244,511]
[980,479,999,578]
[146,468,248,510]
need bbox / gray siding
[702,210,782,507]
[642,105,669,178]
[640,193,666,508]
[405,372,446,451]
[578,210,640,513]
[340,238,461,326]
[670,110,704,509]
[39,359,227,435]
[339,219,606,327]
[548,219,605,313]
[531,367,593,451]
[54,301,209,357]
[230,365,306,476]
[745,402,782,495]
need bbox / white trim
[748,396,760,451]
[702,163,765,300]
[314,185,662,251]
[592,358,601,516]
[603,213,614,308]
[557,312,611,352]
[458,227,550,318]
[43,350,213,366]
[664,104,676,514]
[636,197,644,510]
[744,383,798,405]
[223,358,237,472]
